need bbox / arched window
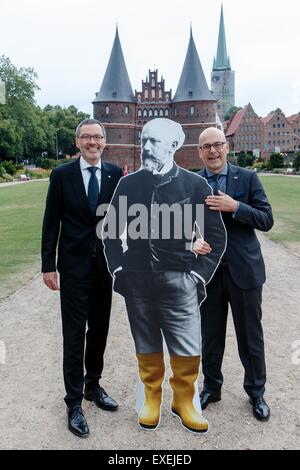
[105,106,109,115]
[190,106,195,116]
[152,89,155,99]
[154,108,158,117]
[143,109,148,117]
[144,89,148,99]
[137,109,142,117]
[165,109,169,117]
[149,109,153,117]
[125,105,129,114]
[159,108,164,117]
[159,89,162,98]
[151,78,155,87]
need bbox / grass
[259,175,300,254]
[0,175,299,300]
[0,180,49,299]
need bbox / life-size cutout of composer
[102,118,227,433]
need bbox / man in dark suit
[196,127,273,421]
[41,118,123,437]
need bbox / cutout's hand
[193,238,212,255]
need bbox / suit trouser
[115,271,201,356]
[200,264,266,399]
[60,258,112,408]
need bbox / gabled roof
[226,106,247,136]
[173,29,215,103]
[287,113,300,124]
[93,27,135,103]
[213,5,231,71]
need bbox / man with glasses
[195,127,273,421]
[41,118,123,437]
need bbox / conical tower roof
[93,27,135,103]
[173,29,215,103]
[213,5,231,70]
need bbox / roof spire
[213,4,231,70]
[173,28,215,103]
[93,27,135,103]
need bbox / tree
[268,153,284,170]
[42,105,89,158]
[293,153,300,171]
[237,152,255,168]
[0,56,89,162]
[224,106,242,122]
[0,55,43,161]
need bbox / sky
[1,0,300,118]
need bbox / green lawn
[0,175,299,300]
[0,181,49,299]
[259,175,300,251]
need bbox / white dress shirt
[79,156,102,195]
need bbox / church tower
[93,26,136,166]
[172,27,218,168]
[211,5,235,121]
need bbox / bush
[26,168,51,179]
[252,161,267,171]
[267,153,284,170]
[35,157,60,170]
[1,160,17,176]
[293,153,300,171]
[237,152,255,168]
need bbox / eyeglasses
[78,134,104,142]
[199,142,227,152]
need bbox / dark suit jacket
[198,163,274,289]
[41,157,123,279]
[103,164,227,284]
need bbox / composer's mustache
[141,152,164,172]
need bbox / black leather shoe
[249,396,270,421]
[67,405,89,438]
[200,391,222,410]
[84,386,118,411]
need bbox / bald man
[196,127,273,421]
[103,119,226,433]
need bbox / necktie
[87,166,99,214]
[211,174,221,195]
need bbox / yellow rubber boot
[136,352,165,429]
[169,355,209,433]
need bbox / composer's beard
[141,154,164,173]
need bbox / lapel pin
[234,176,238,180]
[108,175,111,178]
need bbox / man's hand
[43,272,60,291]
[205,190,238,213]
[193,238,212,255]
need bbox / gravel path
[0,233,299,450]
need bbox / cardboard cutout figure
[102,118,226,433]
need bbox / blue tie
[210,174,221,195]
[87,166,99,214]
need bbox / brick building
[225,105,300,159]
[226,103,264,156]
[93,26,221,171]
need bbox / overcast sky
[1,0,300,117]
